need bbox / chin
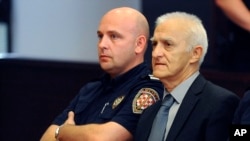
[152,70,162,78]
[100,63,108,70]
[101,63,114,72]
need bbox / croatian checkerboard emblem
[133,88,160,114]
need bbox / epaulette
[148,74,160,80]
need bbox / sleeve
[110,80,164,136]
[52,81,103,125]
[205,92,240,141]
[52,93,80,125]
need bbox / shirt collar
[164,71,199,104]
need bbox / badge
[133,88,160,114]
[112,95,125,109]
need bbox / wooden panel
[0,58,103,140]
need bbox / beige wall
[11,0,141,63]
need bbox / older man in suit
[135,11,240,141]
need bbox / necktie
[148,94,174,141]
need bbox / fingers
[64,111,76,125]
[68,111,75,120]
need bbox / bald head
[101,7,149,39]
[97,7,150,76]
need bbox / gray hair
[155,11,208,65]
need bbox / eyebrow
[150,37,174,42]
[97,30,102,35]
[97,30,122,36]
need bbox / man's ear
[135,35,146,53]
[190,45,203,63]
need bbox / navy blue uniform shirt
[53,62,163,135]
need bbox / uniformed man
[40,7,163,141]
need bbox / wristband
[55,126,62,140]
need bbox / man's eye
[163,41,171,46]
[110,34,118,39]
[151,41,157,47]
[97,34,103,39]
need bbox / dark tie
[148,94,174,141]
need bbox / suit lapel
[166,75,206,141]
[138,100,161,141]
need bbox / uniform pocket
[99,103,115,120]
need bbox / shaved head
[101,7,149,39]
[97,7,150,77]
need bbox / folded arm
[57,122,132,141]
[40,111,132,141]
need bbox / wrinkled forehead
[156,18,190,31]
[153,19,189,40]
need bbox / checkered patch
[132,88,160,114]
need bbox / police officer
[40,7,163,141]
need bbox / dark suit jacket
[135,74,240,141]
[233,89,250,124]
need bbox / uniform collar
[102,62,149,87]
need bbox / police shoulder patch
[132,88,160,114]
